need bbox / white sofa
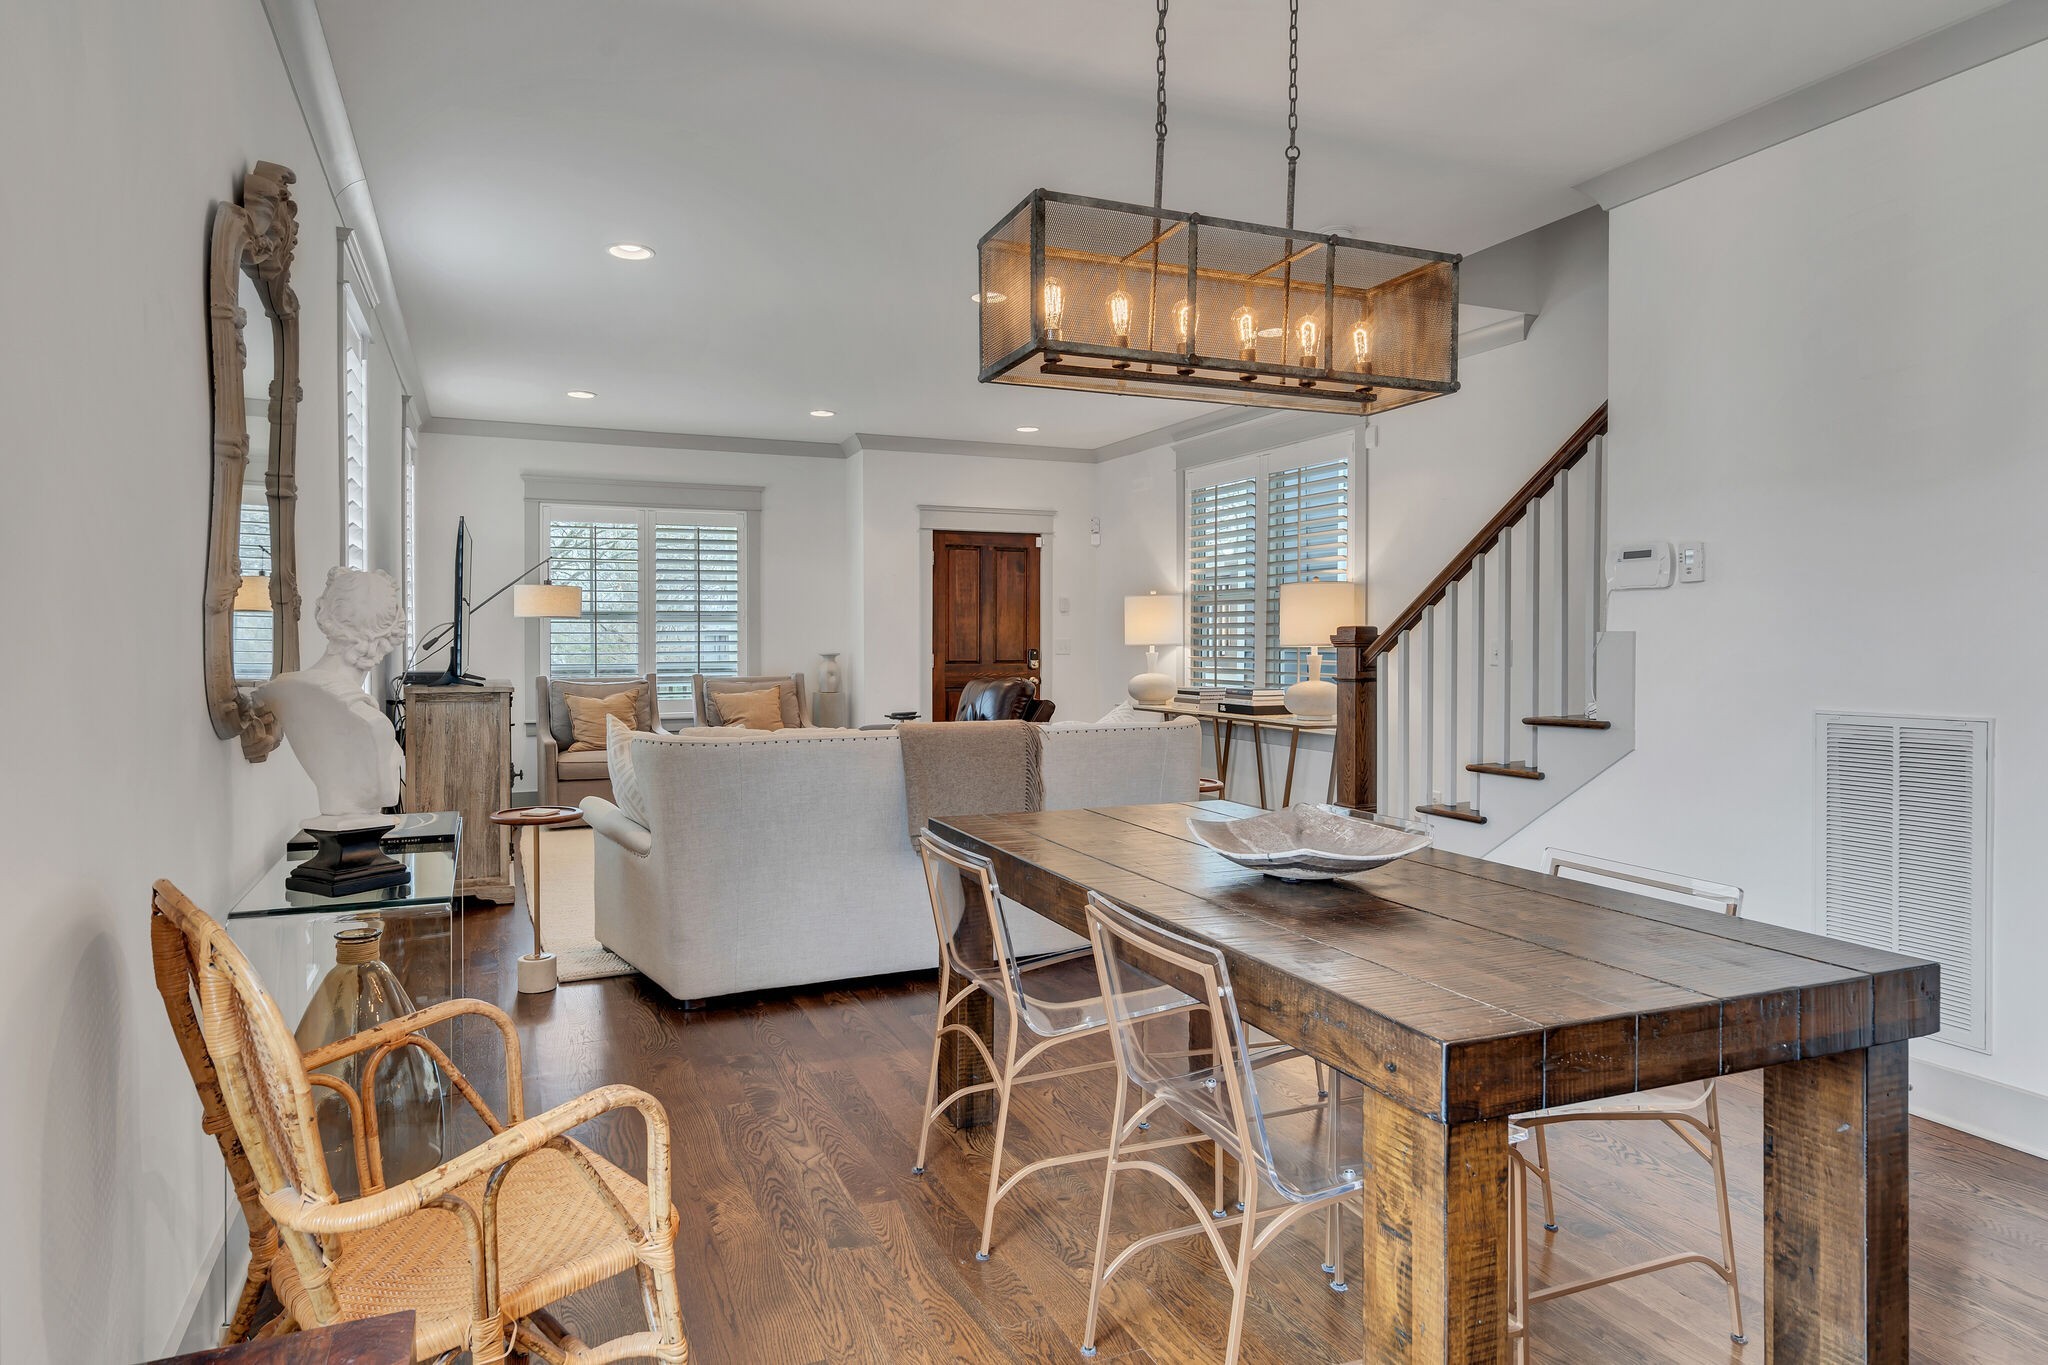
[579,718,1200,1003]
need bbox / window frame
[1181,432,1363,691]
[521,476,764,726]
[400,418,418,658]
[340,281,371,572]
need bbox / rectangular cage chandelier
[974,0,1460,418]
[977,191,1459,417]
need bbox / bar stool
[1506,852,1749,1361]
[1080,891,1365,1365]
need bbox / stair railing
[1333,404,1609,817]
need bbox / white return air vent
[1816,713,1991,1052]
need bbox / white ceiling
[316,0,2000,450]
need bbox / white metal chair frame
[1080,891,1361,1365]
[911,834,1326,1264]
[1506,851,1748,1361]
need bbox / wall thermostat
[1607,541,1674,591]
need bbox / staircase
[1362,405,1634,855]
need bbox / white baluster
[1472,552,1488,769]
[1443,586,1460,807]
[1585,436,1605,717]
[1500,523,1517,766]
[1559,468,1573,716]
[1420,607,1436,809]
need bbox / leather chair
[954,677,1056,722]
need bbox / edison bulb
[1043,277,1065,340]
[1297,315,1320,367]
[1231,305,1258,361]
[1173,299,1196,347]
[1107,288,1133,345]
[1351,319,1372,369]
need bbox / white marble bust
[257,568,408,818]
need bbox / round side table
[491,805,583,993]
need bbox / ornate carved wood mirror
[206,161,303,760]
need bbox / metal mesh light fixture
[978,0,1460,417]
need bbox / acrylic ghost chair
[150,880,689,1364]
[1504,852,1749,1362]
[1079,891,1366,1365]
[911,833,1343,1273]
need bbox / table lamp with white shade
[1124,591,1183,705]
[1278,579,1364,718]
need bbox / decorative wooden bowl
[1187,804,1431,881]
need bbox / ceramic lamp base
[517,952,558,994]
[1284,677,1337,719]
[1128,672,1175,705]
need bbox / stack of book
[1216,687,1289,716]
[1174,686,1225,707]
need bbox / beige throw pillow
[604,715,647,824]
[567,691,638,751]
[717,687,787,731]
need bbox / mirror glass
[232,264,278,683]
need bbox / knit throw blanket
[898,719,1043,842]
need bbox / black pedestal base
[287,821,410,896]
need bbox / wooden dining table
[928,800,1938,1365]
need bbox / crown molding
[1577,0,2048,210]
[845,432,1097,463]
[421,417,846,459]
[261,0,430,415]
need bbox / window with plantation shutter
[341,284,370,571]
[542,502,747,710]
[401,423,418,657]
[1265,457,1349,688]
[1184,440,1357,690]
[1187,477,1259,688]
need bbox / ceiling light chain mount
[977,0,1460,417]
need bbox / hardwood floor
[451,900,2048,1364]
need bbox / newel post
[1333,626,1378,812]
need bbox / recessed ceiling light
[607,243,655,260]
[972,291,1007,304]
[1015,426,1040,433]
[566,390,596,399]
[810,409,835,417]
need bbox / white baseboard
[164,1215,229,1358]
[1910,1058,2048,1161]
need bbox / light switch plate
[1055,639,1071,655]
[1058,596,1070,614]
[1678,542,1706,583]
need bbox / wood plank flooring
[450,897,2048,1363]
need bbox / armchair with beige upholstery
[535,673,658,807]
[151,880,688,1363]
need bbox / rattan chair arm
[300,997,527,1123]
[260,1084,673,1237]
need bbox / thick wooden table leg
[937,961,995,1130]
[1361,1086,1510,1363]
[1764,1042,1910,1364]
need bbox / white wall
[0,1,345,1356]
[413,431,854,774]
[850,447,1105,725]
[1495,39,2048,1150]
[1087,210,1611,804]
[1367,209,1610,618]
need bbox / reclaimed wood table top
[929,800,1940,1121]
[149,1312,413,1364]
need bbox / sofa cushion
[717,687,787,731]
[701,675,805,729]
[604,716,646,823]
[567,691,638,751]
[548,678,654,749]
[555,749,614,780]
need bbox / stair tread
[1466,762,1546,780]
[1523,715,1613,730]
[1416,802,1489,825]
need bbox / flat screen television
[402,516,480,686]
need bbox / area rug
[531,826,636,982]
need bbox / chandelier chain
[1153,0,1169,211]
[1284,0,1301,229]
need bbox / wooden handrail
[1363,403,1609,663]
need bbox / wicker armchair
[150,881,689,1363]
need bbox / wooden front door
[932,530,1041,721]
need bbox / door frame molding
[919,505,1058,720]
